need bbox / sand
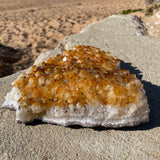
[0,0,147,77]
[0,0,160,78]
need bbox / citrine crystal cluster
[13,45,143,109]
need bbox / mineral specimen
[2,45,150,127]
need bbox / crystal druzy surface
[13,45,143,109]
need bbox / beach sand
[0,0,160,77]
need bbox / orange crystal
[13,45,143,108]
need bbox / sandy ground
[0,0,160,77]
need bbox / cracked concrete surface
[0,15,160,160]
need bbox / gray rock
[153,0,160,3]
[147,0,160,4]
[0,15,160,160]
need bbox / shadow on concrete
[0,43,34,78]
[26,61,160,131]
[0,44,21,77]
[26,119,47,126]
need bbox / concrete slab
[0,15,160,160]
